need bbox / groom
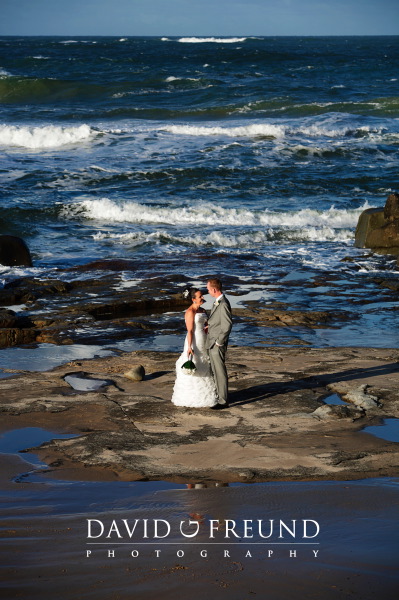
[206,278,233,409]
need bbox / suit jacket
[206,295,233,350]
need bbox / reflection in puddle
[186,482,229,489]
[323,393,348,406]
[64,371,115,392]
[0,427,77,467]
[362,418,399,443]
[0,343,114,373]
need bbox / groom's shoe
[211,403,229,410]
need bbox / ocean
[1,35,399,351]
[1,37,399,600]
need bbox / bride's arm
[185,309,195,356]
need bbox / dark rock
[69,259,138,272]
[355,193,399,254]
[0,235,32,267]
[4,278,71,295]
[366,220,399,251]
[384,192,399,221]
[233,307,350,329]
[0,328,38,347]
[355,207,386,248]
[0,308,37,348]
[0,308,18,328]
[86,295,187,320]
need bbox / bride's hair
[183,287,199,302]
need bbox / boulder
[0,328,38,348]
[0,308,18,328]
[0,235,32,267]
[384,192,399,221]
[124,365,145,381]
[355,193,399,254]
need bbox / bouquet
[181,359,196,375]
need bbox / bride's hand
[204,325,208,334]
[188,348,194,357]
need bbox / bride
[171,287,218,408]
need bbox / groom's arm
[215,302,232,346]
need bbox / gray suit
[206,295,233,405]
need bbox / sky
[1,0,398,36]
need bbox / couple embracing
[172,278,232,409]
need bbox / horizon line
[0,33,398,38]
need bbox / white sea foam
[93,226,353,248]
[119,38,128,42]
[163,123,287,138]
[162,122,381,139]
[0,68,11,77]
[178,37,247,43]
[59,40,96,44]
[165,76,201,83]
[64,197,369,231]
[0,124,95,149]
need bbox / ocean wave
[165,76,201,83]
[93,226,353,248]
[59,40,96,44]
[177,37,247,43]
[0,124,95,149]
[163,123,286,138]
[162,122,386,140]
[63,197,369,229]
[0,68,12,78]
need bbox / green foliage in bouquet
[181,359,196,375]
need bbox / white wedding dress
[172,312,218,407]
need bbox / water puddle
[0,343,114,373]
[361,418,399,443]
[323,393,348,406]
[0,427,77,468]
[281,271,313,282]
[64,371,115,392]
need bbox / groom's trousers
[208,344,228,404]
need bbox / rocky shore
[1,345,398,483]
[0,260,360,350]
[1,248,399,485]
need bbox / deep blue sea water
[1,36,399,352]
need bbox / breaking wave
[177,37,247,43]
[0,124,95,149]
[0,68,12,78]
[93,227,353,248]
[63,197,369,230]
[162,122,385,139]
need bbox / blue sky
[1,0,398,36]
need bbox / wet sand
[0,450,398,599]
